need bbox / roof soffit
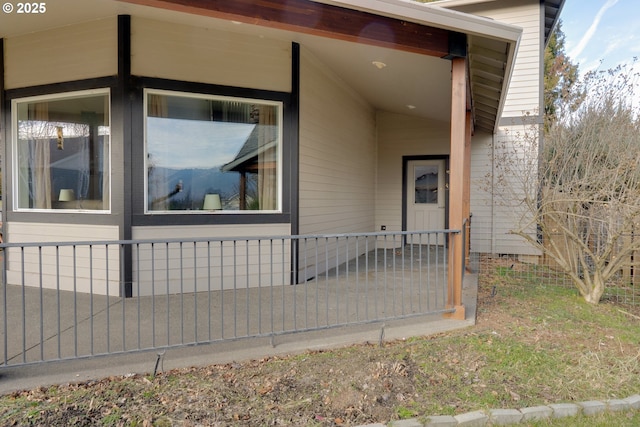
[0,0,522,133]
[116,0,452,58]
[426,0,565,46]
[117,0,521,132]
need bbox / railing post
[446,232,465,320]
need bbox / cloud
[569,0,619,60]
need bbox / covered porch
[0,230,476,368]
[1,0,520,369]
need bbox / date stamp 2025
[3,2,47,14]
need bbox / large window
[13,89,111,211]
[145,90,282,213]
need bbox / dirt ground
[3,259,640,426]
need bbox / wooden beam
[445,57,467,320]
[117,0,450,57]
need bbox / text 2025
[17,2,46,13]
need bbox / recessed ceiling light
[231,20,242,25]
[372,61,387,69]
[406,104,416,110]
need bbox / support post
[118,15,133,298]
[445,57,468,320]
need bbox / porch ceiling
[0,0,522,133]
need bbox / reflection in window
[414,165,438,204]
[14,90,110,211]
[145,90,281,213]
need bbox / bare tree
[494,64,640,304]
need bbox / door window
[414,165,439,204]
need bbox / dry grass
[1,258,639,426]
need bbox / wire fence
[471,231,640,307]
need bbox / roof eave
[314,0,522,134]
[312,0,523,43]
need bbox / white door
[406,159,446,243]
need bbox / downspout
[537,1,546,248]
[491,133,496,254]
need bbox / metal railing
[1,230,458,367]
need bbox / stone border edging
[355,394,640,427]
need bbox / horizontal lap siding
[453,0,541,117]
[298,48,376,235]
[298,48,376,280]
[469,132,494,253]
[131,225,291,296]
[455,0,542,256]
[5,19,119,294]
[5,223,121,295]
[490,126,540,256]
[469,127,541,256]
[129,19,294,293]
[4,18,296,295]
[4,18,117,89]
[486,1,541,255]
[131,17,291,92]
[376,112,450,233]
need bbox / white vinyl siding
[469,132,494,254]
[450,0,541,117]
[489,125,540,256]
[477,0,542,255]
[495,1,542,117]
[4,18,117,90]
[449,0,543,257]
[469,127,541,256]
[5,223,121,295]
[131,224,291,296]
[131,17,291,92]
[376,112,450,233]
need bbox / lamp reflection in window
[58,189,75,202]
[203,193,222,210]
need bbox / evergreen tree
[544,21,581,131]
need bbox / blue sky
[561,0,639,75]
[148,118,254,169]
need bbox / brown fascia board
[116,0,452,57]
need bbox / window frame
[131,77,293,227]
[11,88,112,214]
[143,87,284,216]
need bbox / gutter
[312,0,523,43]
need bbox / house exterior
[0,0,563,319]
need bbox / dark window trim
[135,76,291,103]
[119,14,133,297]
[5,77,119,100]
[290,42,300,284]
[401,155,450,232]
[0,38,5,229]
[130,76,294,227]
[4,77,119,226]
